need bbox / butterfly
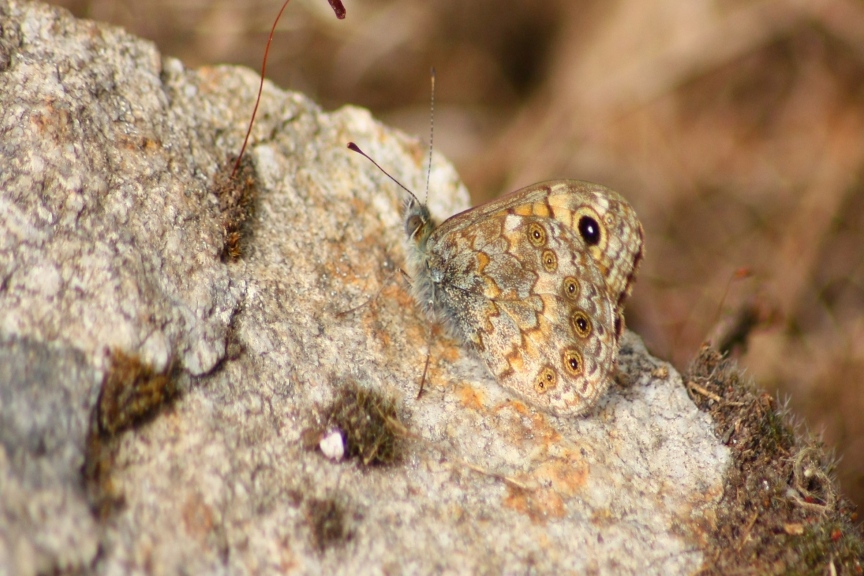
[402,179,643,416]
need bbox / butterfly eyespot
[533,367,557,394]
[604,213,615,226]
[570,310,592,338]
[541,249,557,272]
[578,216,601,246]
[527,222,547,247]
[562,276,580,300]
[561,349,583,376]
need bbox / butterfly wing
[435,180,643,310]
[423,180,643,416]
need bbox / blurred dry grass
[53,0,864,511]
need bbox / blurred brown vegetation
[53,0,864,511]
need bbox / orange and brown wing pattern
[406,180,643,416]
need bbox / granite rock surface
[0,2,729,574]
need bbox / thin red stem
[231,0,292,179]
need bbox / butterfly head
[404,196,435,252]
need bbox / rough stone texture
[0,2,730,574]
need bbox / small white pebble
[319,429,345,461]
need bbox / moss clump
[321,381,403,466]
[82,349,177,518]
[94,349,177,437]
[686,345,863,574]
[213,154,257,261]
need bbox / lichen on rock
[0,2,752,574]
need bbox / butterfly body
[404,180,643,417]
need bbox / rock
[0,2,731,574]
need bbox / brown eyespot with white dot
[541,249,557,272]
[562,276,580,300]
[533,367,557,394]
[570,310,592,338]
[561,348,583,377]
[527,222,547,247]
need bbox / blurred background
[52,0,864,510]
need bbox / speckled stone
[0,2,729,574]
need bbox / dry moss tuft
[307,497,350,552]
[213,154,258,261]
[686,345,863,574]
[321,381,404,466]
[93,349,177,437]
[82,349,178,518]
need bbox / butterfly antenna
[425,67,436,205]
[347,142,421,205]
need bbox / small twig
[736,510,759,551]
[686,380,723,402]
[461,461,529,490]
[686,380,744,406]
